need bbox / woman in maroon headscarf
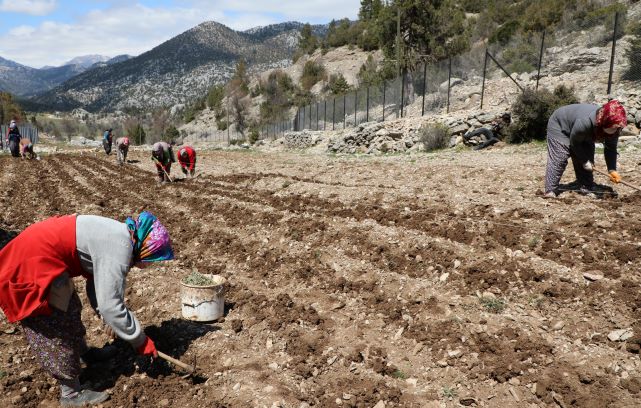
[544,100,627,197]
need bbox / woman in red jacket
[0,211,173,406]
[177,145,197,177]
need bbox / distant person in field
[115,136,130,165]
[463,112,511,150]
[544,100,626,198]
[20,138,37,160]
[152,141,175,183]
[0,212,174,407]
[177,145,197,177]
[102,129,113,155]
[6,120,22,158]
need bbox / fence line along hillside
[258,4,641,140]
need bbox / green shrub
[419,123,451,152]
[206,85,225,111]
[248,128,260,144]
[164,125,180,141]
[506,85,578,144]
[490,20,521,45]
[216,119,228,131]
[327,73,351,95]
[301,61,327,90]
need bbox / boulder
[449,124,469,135]
[439,78,464,93]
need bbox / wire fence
[258,4,641,140]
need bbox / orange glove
[136,337,158,357]
[609,170,622,184]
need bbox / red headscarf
[597,100,627,129]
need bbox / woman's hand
[609,170,622,184]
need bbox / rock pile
[327,122,423,154]
[284,130,324,149]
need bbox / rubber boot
[60,389,110,406]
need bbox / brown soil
[1,145,640,407]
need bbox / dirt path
[1,146,641,407]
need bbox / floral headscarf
[597,100,627,130]
[125,211,174,263]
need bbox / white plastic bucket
[180,274,226,322]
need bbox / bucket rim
[180,274,227,289]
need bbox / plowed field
[1,146,641,407]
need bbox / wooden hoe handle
[157,351,195,373]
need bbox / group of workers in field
[0,98,633,407]
[102,128,197,182]
[2,120,38,160]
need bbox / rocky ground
[1,144,641,407]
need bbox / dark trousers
[464,128,499,150]
[8,140,20,157]
[545,136,595,193]
[103,140,112,155]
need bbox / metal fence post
[447,57,452,114]
[422,62,427,116]
[480,49,489,110]
[308,104,312,130]
[316,102,319,131]
[382,81,386,121]
[332,97,336,131]
[366,86,370,122]
[324,100,327,131]
[400,71,405,118]
[343,94,347,129]
[607,11,620,96]
[536,30,546,91]
[354,90,358,126]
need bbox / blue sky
[0,0,360,68]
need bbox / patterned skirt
[21,291,86,381]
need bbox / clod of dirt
[230,319,243,333]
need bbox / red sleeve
[188,149,196,171]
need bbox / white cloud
[0,0,57,16]
[0,1,360,67]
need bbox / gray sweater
[547,103,618,171]
[76,215,145,348]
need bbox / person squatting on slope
[115,137,130,165]
[463,112,512,150]
[102,129,113,155]
[0,212,174,407]
[152,141,175,183]
[7,120,22,158]
[544,100,626,198]
[177,145,197,177]
[20,137,37,160]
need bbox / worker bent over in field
[20,138,38,160]
[115,137,130,165]
[0,212,174,406]
[177,145,197,177]
[544,100,626,198]
[152,141,175,183]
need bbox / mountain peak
[64,55,111,69]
